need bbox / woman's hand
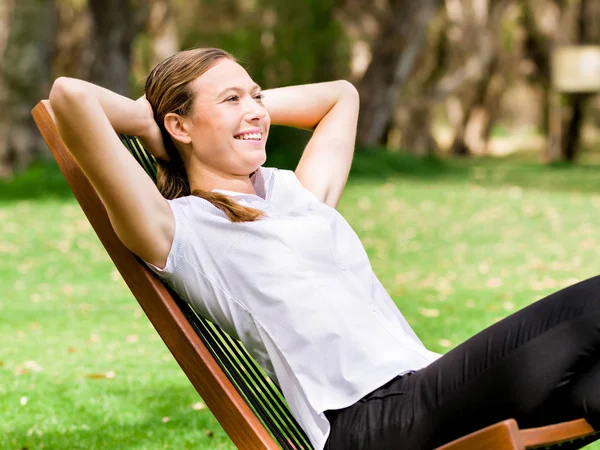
[135,95,170,161]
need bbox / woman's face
[184,59,270,176]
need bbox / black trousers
[324,276,600,450]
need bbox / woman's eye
[226,95,239,102]
[254,93,264,101]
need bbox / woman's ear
[164,113,192,145]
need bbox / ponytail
[155,159,264,223]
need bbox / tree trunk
[146,0,179,68]
[447,0,515,156]
[88,0,148,96]
[560,0,595,162]
[0,0,56,177]
[356,0,440,148]
[563,93,587,162]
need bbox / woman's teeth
[235,132,262,141]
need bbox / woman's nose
[244,97,267,120]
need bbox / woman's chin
[248,150,267,167]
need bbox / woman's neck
[186,162,256,194]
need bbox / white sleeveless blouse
[145,166,441,449]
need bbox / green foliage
[179,0,350,89]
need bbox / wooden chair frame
[32,100,596,449]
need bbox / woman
[49,48,599,450]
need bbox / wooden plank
[521,418,595,448]
[31,100,279,450]
[436,419,524,450]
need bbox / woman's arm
[49,77,173,268]
[262,80,359,208]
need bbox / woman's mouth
[234,131,263,141]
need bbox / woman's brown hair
[144,48,264,223]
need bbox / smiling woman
[47,47,600,450]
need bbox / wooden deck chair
[32,99,597,450]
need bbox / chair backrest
[32,100,312,450]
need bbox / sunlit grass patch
[2,153,600,448]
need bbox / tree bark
[446,0,515,156]
[88,0,148,96]
[0,0,56,177]
[146,0,179,68]
[356,0,440,148]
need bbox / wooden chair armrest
[436,420,524,450]
[521,418,595,448]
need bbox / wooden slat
[521,418,596,448]
[436,419,524,450]
[32,100,279,450]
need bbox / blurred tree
[561,0,600,162]
[444,0,519,156]
[88,0,149,96]
[176,0,350,89]
[345,0,441,148]
[0,0,56,177]
[388,0,519,156]
[53,0,92,81]
[521,0,598,162]
[132,0,179,95]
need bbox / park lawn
[1,151,600,449]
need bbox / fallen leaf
[487,277,503,288]
[191,402,206,411]
[357,197,372,210]
[62,284,74,295]
[67,347,77,353]
[202,429,214,438]
[126,335,139,343]
[438,339,452,348]
[419,308,440,318]
[161,416,171,423]
[23,361,42,372]
[85,371,115,380]
[503,301,515,311]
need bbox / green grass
[2,150,600,449]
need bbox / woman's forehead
[192,59,255,98]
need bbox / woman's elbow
[49,77,85,112]
[337,80,360,104]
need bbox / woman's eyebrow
[217,84,262,98]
